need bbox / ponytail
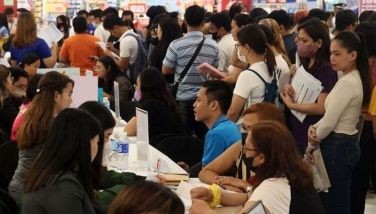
[334,32,371,107]
[265,45,277,76]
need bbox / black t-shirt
[0,98,19,139]
[139,99,183,138]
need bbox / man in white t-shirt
[103,14,139,77]
[90,9,110,43]
[208,12,234,74]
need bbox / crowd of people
[0,2,375,214]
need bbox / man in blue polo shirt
[193,80,241,167]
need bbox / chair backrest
[289,186,325,214]
[0,141,19,190]
[156,135,204,167]
[0,188,18,214]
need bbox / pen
[157,159,161,176]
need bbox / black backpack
[247,69,279,104]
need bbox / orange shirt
[59,33,104,76]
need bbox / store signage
[129,3,147,13]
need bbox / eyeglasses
[242,146,257,154]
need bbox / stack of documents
[291,66,323,122]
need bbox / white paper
[37,23,64,47]
[69,76,98,107]
[290,66,323,122]
[37,67,80,76]
[148,146,187,175]
[310,149,331,192]
[114,81,120,119]
[176,181,195,208]
[136,108,149,143]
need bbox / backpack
[248,69,279,104]
[124,33,148,84]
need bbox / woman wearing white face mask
[227,24,277,123]
[223,14,252,84]
[280,18,337,155]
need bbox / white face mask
[237,48,247,63]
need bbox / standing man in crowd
[162,5,219,139]
[59,16,104,75]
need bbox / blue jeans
[319,132,360,214]
[177,100,207,140]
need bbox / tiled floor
[365,192,376,214]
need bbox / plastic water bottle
[117,139,129,171]
[103,97,110,110]
[107,139,119,170]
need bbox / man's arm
[162,65,175,75]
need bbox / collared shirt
[202,115,241,166]
[163,31,219,101]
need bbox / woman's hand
[189,199,215,214]
[283,84,295,98]
[191,187,213,202]
[216,176,249,193]
[308,126,320,145]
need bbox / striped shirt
[163,31,219,100]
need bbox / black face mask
[57,23,64,30]
[210,32,219,41]
[244,156,259,173]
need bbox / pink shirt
[11,103,29,142]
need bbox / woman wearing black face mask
[56,15,70,40]
[199,103,285,193]
[56,15,70,55]
[191,121,324,214]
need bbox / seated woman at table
[8,71,74,201]
[190,121,324,214]
[22,109,101,213]
[108,180,184,214]
[199,102,285,193]
[126,67,183,138]
[95,56,134,103]
[79,101,144,189]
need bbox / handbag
[170,37,206,99]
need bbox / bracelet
[208,184,222,208]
